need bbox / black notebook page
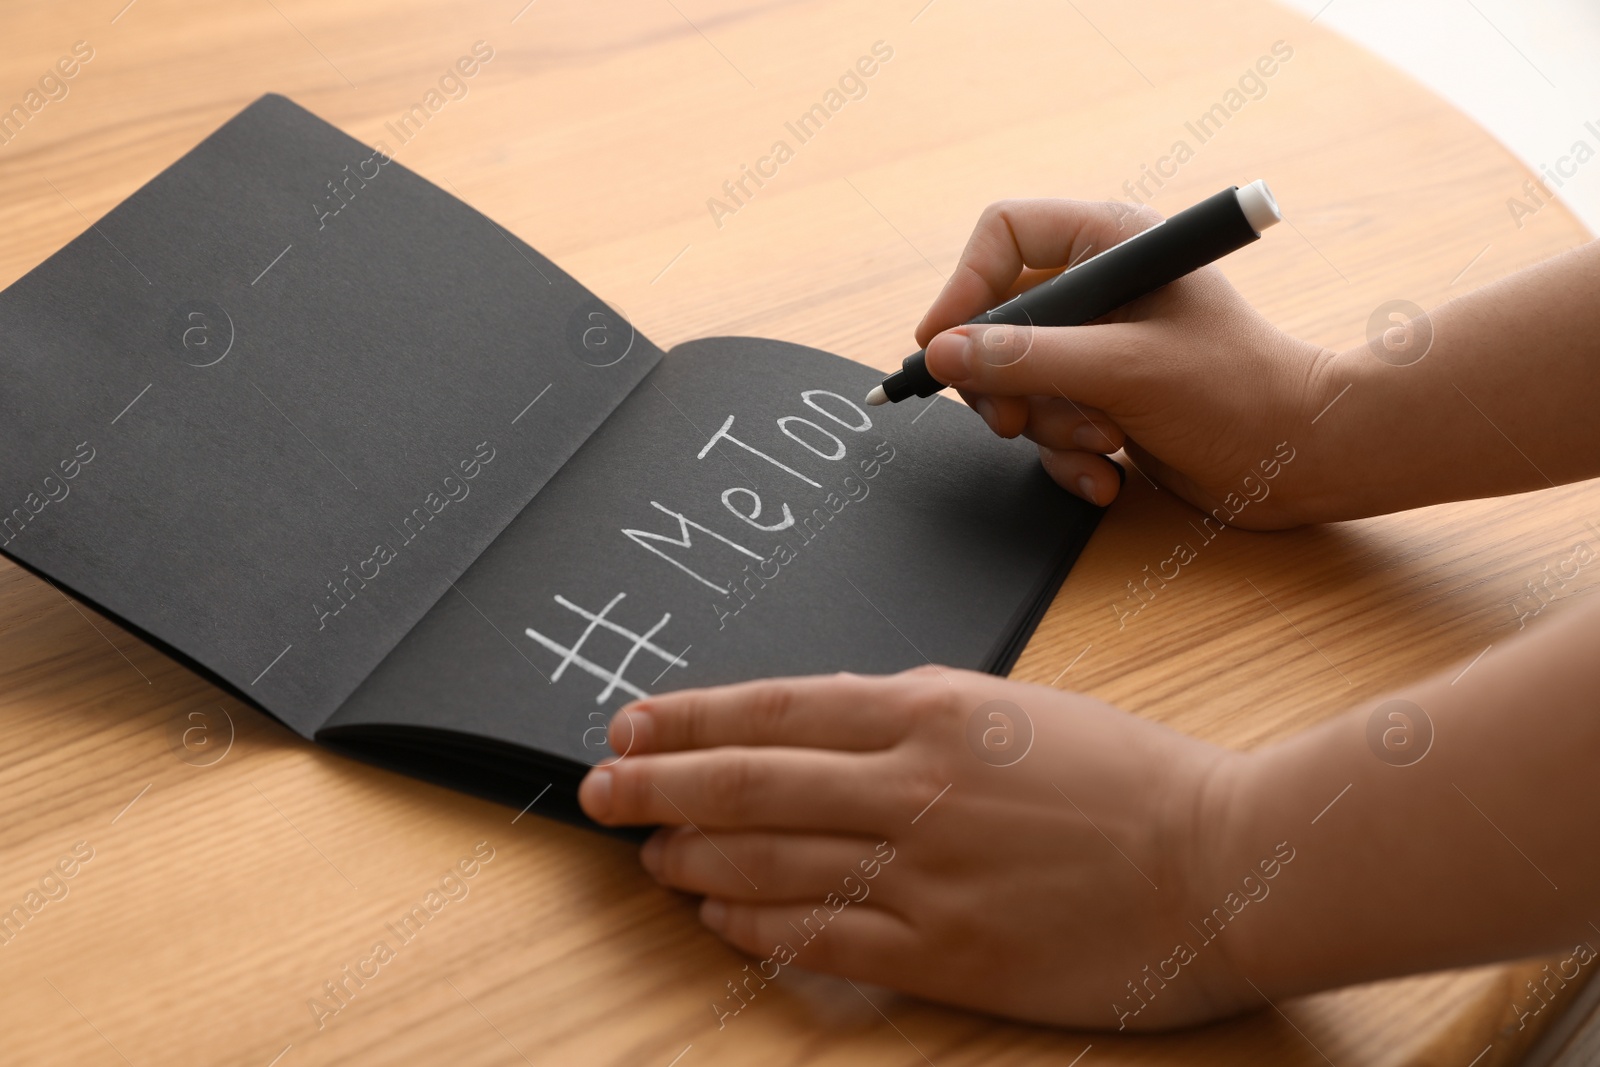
[0,94,659,735]
[320,338,1100,782]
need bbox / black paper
[0,95,1104,827]
[319,338,1098,811]
[0,96,657,735]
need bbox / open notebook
[0,95,1104,828]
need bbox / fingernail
[580,768,612,820]
[1076,474,1098,504]
[639,832,664,875]
[1072,424,1105,451]
[925,330,974,380]
[974,396,998,429]
[701,898,727,928]
[615,707,652,753]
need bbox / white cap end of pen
[1235,179,1281,234]
[865,385,888,406]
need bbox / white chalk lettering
[801,389,872,432]
[623,500,763,594]
[722,487,795,532]
[698,415,820,487]
[777,416,845,460]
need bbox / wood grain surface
[0,0,1593,1064]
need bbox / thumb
[923,320,1153,413]
[913,199,1163,347]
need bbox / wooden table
[1,1,1593,1063]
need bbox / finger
[1123,440,1209,510]
[914,199,1160,347]
[1019,396,1125,453]
[700,897,917,988]
[610,672,926,755]
[640,827,885,903]
[958,388,1029,439]
[1036,445,1125,507]
[924,319,1159,412]
[581,747,901,833]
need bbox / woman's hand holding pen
[915,198,1332,528]
[919,197,1600,525]
[576,198,1600,1033]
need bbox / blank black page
[321,338,1099,770]
[0,95,658,734]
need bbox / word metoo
[308,841,495,1030]
[0,441,96,546]
[1114,841,1296,1030]
[711,841,896,1028]
[1110,441,1295,629]
[618,390,890,626]
[707,442,894,629]
[313,442,495,631]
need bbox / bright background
[1280,0,1600,233]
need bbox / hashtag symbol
[524,592,688,703]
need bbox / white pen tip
[865,385,888,406]
[1236,179,1281,233]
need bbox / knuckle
[896,760,954,818]
[912,676,964,719]
[746,682,795,739]
[977,199,1021,227]
[905,695,967,761]
[703,753,753,811]
[677,693,712,749]
[740,833,779,881]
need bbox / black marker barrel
[867,181,1282,405]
